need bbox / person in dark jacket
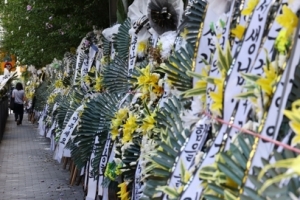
[12,83,26,125]
[9,86,18,120]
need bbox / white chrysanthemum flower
[180,110,200,130]
[114,158,122,165]
[278,54,286,68]
[158,31,177,59]
[121,142,134,154]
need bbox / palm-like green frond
[76,50,87,73]
[56,96,71,129]
[70,131,96,169]
[200,134,254,200]
[102,34,111,57]
[55,89,82,130]
[113,18,131,60]
[158,43,194,92]
[279,63,300,140]
[71,93,124,169]
[242,147,300,200]
[90,131,110,179]
[103,56,131,94]
[34,81,53,111]
[120,137,141,192]
[141,97,189,199]
[179,0,207,46]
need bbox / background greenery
[0,0,110,68]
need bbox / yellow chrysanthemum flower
[110,108,129,140]
[134,65,162,98]
[117,182,129,200]
[241,0,259,16]
[122,129,133,143]
[93,76,103,92]
[123,114,138,129]
[83,75,91,85]
[140,65,151,74]
[140,113,156,135]
[111,128,119,140]
[276,5,298,37]
[195,65,209,89]
[256,64,277,96]
[137,41,147,54]
[116,108,129,121]
[209,78,224,117]
[183,170,191,183]
[275,29,290,53]
[180,28,189,39]
[149,73,160,86]
[54,80,63,88]
[283,99,300,145]
[122,114,138,143]
[137,75,147,86]
[197,66,210,102]
[78,110,84,118]
[231,25,246,40]
[90,66,96,73]
[111,118,122,129]
[47,93,58,104]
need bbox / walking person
[12,82,26,125]
[10,86,18,121]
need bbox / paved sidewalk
[0,114,84,200]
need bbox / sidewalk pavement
[0,113,84,200]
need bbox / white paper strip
[81,46,97,91]
[56,105,84,162]
[231,0,250,54]
[46,120,56,138]
[206,0,235,109]
[98,135,112,196]
[50,134,55,151]
[73,53,82,84]
[193,3,219,85]
[38,116,45,136]
[38,105,48,136]
[246,26,300,187]
[62,148,71,158]
[223,0,273,122]
[163,116,210,199]
[100,143,116,200]
[226,0,288,148]
[81,167,85,176]
[180,1,274,199]
[86,136,99,200]
[52,102,59,115]
[132,159,143,200]
[128,34,138,75]
[84,161,89,191]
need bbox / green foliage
[117,0,127,23]
[142,97,189,199]
[0,0,110,67]
[71,93,124,169]
[158,43,194,92]
[242,147,300,200]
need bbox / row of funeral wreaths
[29,0,300,199]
